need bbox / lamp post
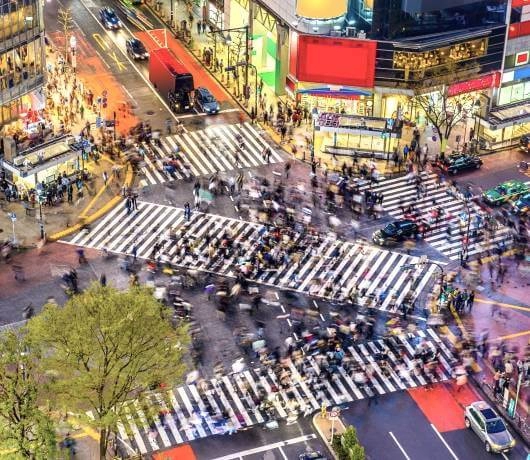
[214,25,250,104]
[36,190,45,240]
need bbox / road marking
[121,85,136,103]
[172,108,241,119]
[209,434,317,460]
[475,298,530,313]
[498,330,530,341]
[278,446,288,460]
[389,432,411,460]
[430,424,459,460]
[77,0,189,124]
[93,32,110,51]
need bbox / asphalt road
[187,416,327,460]
[342,389,529,460]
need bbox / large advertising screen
[296,0,347,19]
[294,35,377,88]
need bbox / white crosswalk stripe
[65,201,437,314]
[360,173,527,260]
[102,329,454,456]
[138,122,283,186]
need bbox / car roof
[197,87,212,95]
[102,6,115,12]
[470,401,498,417]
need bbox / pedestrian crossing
[360,173,524,260]
[87,328,455,456]
[64,201,438,313]
[139,122,284,186]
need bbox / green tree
[27,284,189,459]
[332,426,366,460]
[0,331,56,459]
[412,60,479,153]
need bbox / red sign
[516,51,529,66]
[447,72,500,97]
[291,35,377,88]
[512,0,530,7]
[509,21,530,39]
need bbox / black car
[99,7,121,29]
[194,87,220,114]
[372,219,427,246]
[126,38,148,60]
[435,154,482,175]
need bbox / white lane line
[278,446,288,460]
[209,434,317,460]
[389,431,411,460]
[431,424,459,460]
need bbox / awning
[297,86,371,100]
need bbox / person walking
[102,171,108,186]
[184,202,192,221]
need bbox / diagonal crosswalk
[360,173,527,260]
[139,123,284,186]
[87,328,455,456]
[65,201,437,313]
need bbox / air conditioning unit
[330,30,342,37]
[14,156,29,166]
[346,27,356,37]
[358,30,366,39]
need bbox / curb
[312,413,346,460]
[47,164,134,242]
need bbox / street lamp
[36,190,45,240]
[211,25,250,104]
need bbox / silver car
[464,401,516,453]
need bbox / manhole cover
[145,110,155,116]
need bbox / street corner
[407,382,479,433]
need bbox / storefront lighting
[25,16,33,21]
[312,26,319,32]
[333,25,341,31]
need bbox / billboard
[447,72,500,97]
[296,0,347,19]
[292,35,377,88]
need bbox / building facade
[201,0,530,150]
[0,0,46,127]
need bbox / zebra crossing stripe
[124,404,149,454]
[85,330,457,455]
[153,393,184,444]
[62,203,437,314]
[138,123,283,186]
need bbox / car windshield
[133,42,145,52]
[383,223,397,235]
[203,94,215,102]
[486,419,506,434]
[496,186,507,195]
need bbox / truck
[149,47,194,113]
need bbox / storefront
[0,136,85,192]
[314,112,401,161]
[287,34,377,114]
[290,85,373,117]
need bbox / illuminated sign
[447,72,500,97]
[292,35,377,88]
[512,0,530,7]
[516,51,530,66]
[296,0,347,20]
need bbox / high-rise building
[0,0,46,127]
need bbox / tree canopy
[0,331,56,459]
[27,283,189,458]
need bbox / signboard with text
[447,72,500,97]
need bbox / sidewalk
[0,38,137,247]
[312,412,346,460]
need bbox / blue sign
[96,116,102,128]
